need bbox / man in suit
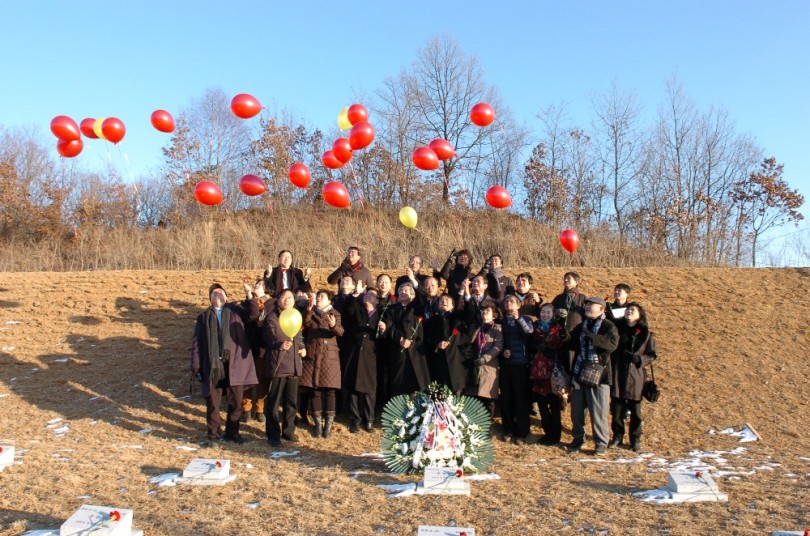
[264,250,311,297]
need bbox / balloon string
[346,160,365,209]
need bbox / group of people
[190,247,658,455]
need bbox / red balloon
[194,181,223,206]
[429,138,455,160]
[101,117,126,144]
[56,138,83,158]
[470,102,496,127]
[50,115,80,141]
[151,109,175,133]
[239,174,266,196]
[412,146,440,171]
[332,137,353,164]
[559,229,580,254]
[231,93,262,119]
[485,185,512,209]
[288,162,311,189]
[349,121,375,150]
[347,103,369,125]
[322,181,350,208]
[80,118,99,139]
[322,150,344,169]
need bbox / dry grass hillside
[0,267,808,535]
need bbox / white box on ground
[60,504,133,536]
[419,467,470,495]
[667,471,720,493]
[665,470,727,502]
[418,526,475,535]
[0,445,14,471]
[182,458,230,480]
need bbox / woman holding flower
[424,293,469,395]
[608,302,658,452]
[379,282,430,397]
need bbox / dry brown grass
[0,267,808,535]
[0,208,685,272]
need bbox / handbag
[550,360,571,396]
[577,360,605,388]
[642,362,661,403]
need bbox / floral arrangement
[380,382,494,475]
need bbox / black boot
[323,412,335,438]
[313,412,323,438]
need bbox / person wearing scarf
[530,304,564,445]
[511,272,543,320]
[499,294,535,445]
[551,272,587,373]
[609,302,657,452]
[374,273,397,407]
[463,304,504,420]
[326,246,374,290]
[301,290,344,438]
[191,284,258,447]
[478,253,514,302]
[561,296,619,455]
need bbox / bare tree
[730,157,804,266]
[592,83,643,240]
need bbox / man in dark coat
[191,284,258,446]
[327,246,374,290]
[263,250,312,297]
[560,296,619,456]
[551,272,586,371]
[394,255,430,293]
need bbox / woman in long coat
[609,302,657,452]
[302,290,344,438]
[343,288,383,432]
[263,289,308,447]
[424,293,469,395]
[463,304,503,420]
[379,282,429,397]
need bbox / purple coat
[191,303,258,398]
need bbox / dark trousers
[205,382,244,440]
[610,397,643,444]
[500,364,531,438]
[265,376,299,440]
[348,390,376,426]
[311,388,336,414]
[535,393,562,442]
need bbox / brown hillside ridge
[0,267,808,535]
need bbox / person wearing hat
[191,284,259,447]
[560,295,619,455]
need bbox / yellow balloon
[399,206,418,229]
[279,307,303,339]
[93,117,106,139]
[337,107,351,131]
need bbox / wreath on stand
[380,382,494,475]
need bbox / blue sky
[3,1,809,262]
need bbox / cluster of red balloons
[412,138,455,171]
[50,115,130,158]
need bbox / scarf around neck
[205,306,232,386]
[573,313,604,378]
